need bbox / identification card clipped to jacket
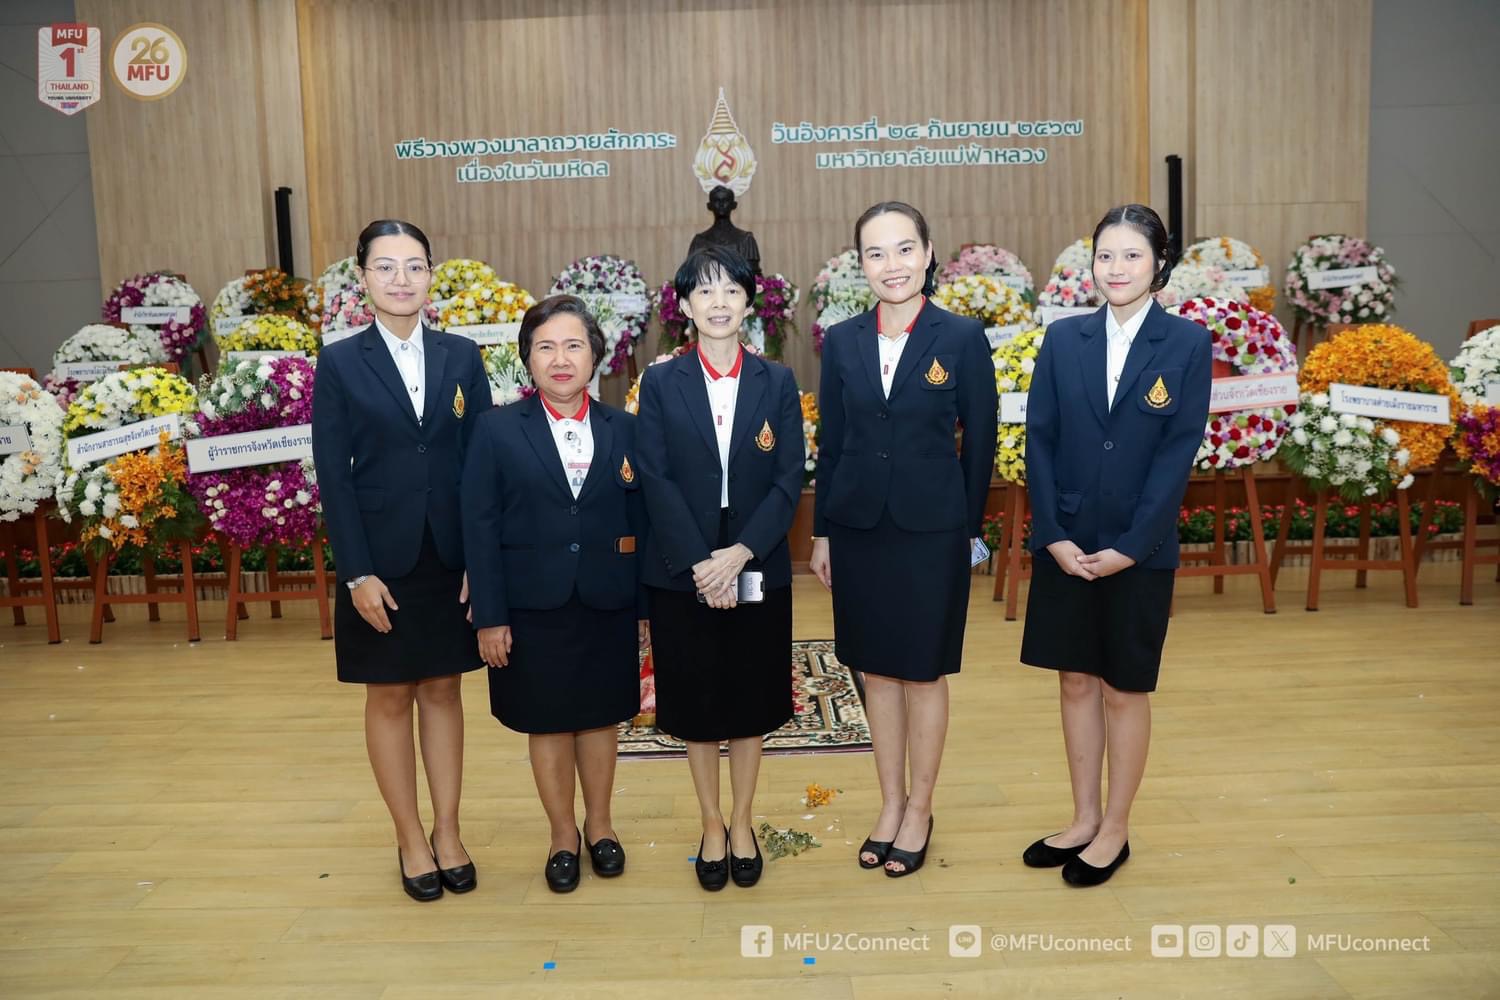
[970,537,991,568]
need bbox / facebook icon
[741,925,774,958]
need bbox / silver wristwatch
[346,575,370,590]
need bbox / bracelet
[346,575,370,590]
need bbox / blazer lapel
[888,304,939,398]
[852,310,884,401]
[1110,302,1166,417]
[727,352,768,465]
[359,324,420,429]
[575,403,613,502]
[420,326,448,427]
[518,395,574,503]
[1076,307,1109,427]
[675,357,720,461]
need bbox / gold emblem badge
[452,384,466,418]
[620,456,635,483]
[756,419,776,452]
[925,357,949,385]
[1145,375,1171,408]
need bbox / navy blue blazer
[460,395,646,628]
[1024,301,1212,569]
[635,349,804,591]
[311,324,493,582]
[814,303,998,537]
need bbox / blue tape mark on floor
[543,961,556,970]
[803,956,816,965]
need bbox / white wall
[1368,0,1500,358]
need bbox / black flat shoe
[585,831,626,878]
[398,848,443,902]
[884,816,934,878]
[695,827,730,892]
[544,830,582,894]
[729,827,764,888]
[1022,834,1091,869]
[431,834,477,893]
[858,836,894,869]
[1062,841,1130,887]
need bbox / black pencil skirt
[334,526,482,684]
[1019,548,1175,693]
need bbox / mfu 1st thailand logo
[37,22,102,116]
[111,22,186,101]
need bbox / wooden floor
[2,563,1498,999]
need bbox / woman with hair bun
[312,219,493,902]
[1018,204,1212,887]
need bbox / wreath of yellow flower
[62,366,198,437]
[438,279,536,328]
[429,258,497,303]
[991,327,1045,484]
[1298,324,1459,471]
[215,314,320,356]
[933,275,1033,329]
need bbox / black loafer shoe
[1062,841,1130,887]
[1023,834,1091,869]
[585,833,626,878]
[545,830,582,894]
[398,848,443,902]
[729,828,764,888]
[431,834,477,893]
[695,827,730,892]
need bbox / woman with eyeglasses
[312,219,494,902]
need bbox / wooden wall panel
[295,0,1150,390]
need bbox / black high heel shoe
[729,826,764,888]
[1062,841,1130,887]
[430,834,477,893]
[585,828,626,878]
[1022,834,1091,869]
[858,836,894,870]
[398,847,443,902]
[544,830,582,894]
[883,816,934,878]
[695,826,730,892]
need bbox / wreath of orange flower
[1299,324,1459,470]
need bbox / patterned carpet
[617,640,872,759]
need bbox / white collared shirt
[877,331,909,399]
[1105,301,1152,408]
[376,318,425,419]
[701,352,741,508]
[543,399,593,499]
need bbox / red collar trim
[698,344,744,380]
[540,393,589,421]
[877,296,926,337]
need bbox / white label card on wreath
[54,360,133,382]
[0,424,32,455]
[1486,381,1500,406]
[1038,305,1096,327]
[995,274,1030,293]
[1225,268,1270,288]
[225,350,307,363]
[120,306,191,325]
[66,413,181,468]
[999,392,1029,423]
[607,293,649,315]
[1329,383,1450,426]
[186,424,313,473]
[1307,266,1379,290]
[215,316,247,336]
[1209,373,1301,414]
[986,324,1025,350]
[447,323,521,346]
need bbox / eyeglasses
[363,260,432,283]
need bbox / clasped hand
[1045,541,1135,581]
[693,543,753,609]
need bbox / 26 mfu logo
[110,22,186,101]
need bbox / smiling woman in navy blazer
[1019,204,1211,887]
[635,245,804,892]
[810,202,998,879]
[312,219,492,903]
[461,294,646,895]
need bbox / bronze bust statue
[689,185,761,276]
